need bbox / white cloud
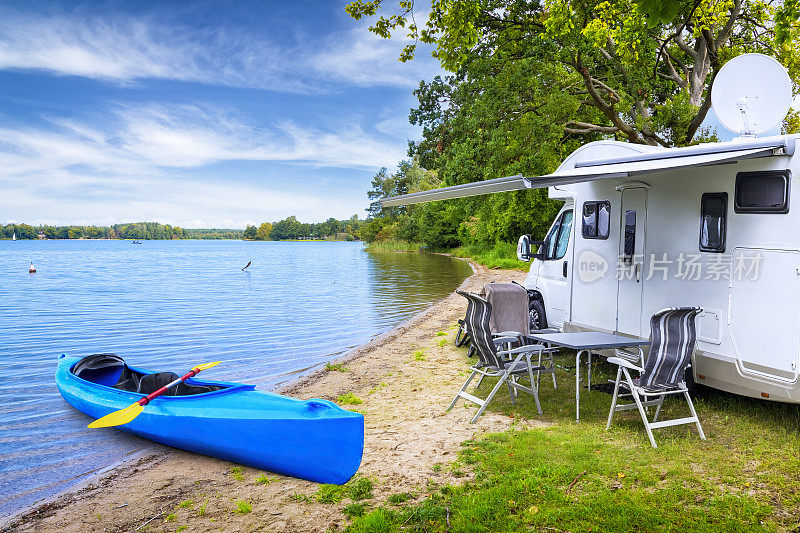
[0,11,441,91]
[310,30,442,88]
[1,103,406,172]
[0,103,405,226]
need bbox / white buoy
[29,262,36,273]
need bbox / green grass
[437,338,448,347]
[342,503,367,518]
[197,498,208,516]
[255,473,272,485]
[234,500,252,514]
[337,392,364,405]
[315,478,374,505]
[451,241,530,270]
[364,239,422,252]
[229,466,244,481]
[177,499,193,509]
[413,349,426,361]
[436,331,446,337]
[386,493,413,505]
[345,348,800,532]
[291,492,311,503]
[325,362,348,372]
[316,484,346,504]
[164,513,176,522]
[347,477,374,501]
[176,526,187,532]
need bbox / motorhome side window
[699,193,727,253]
[734,170,790,213]
[582,201,610,239]
[544,210,573,260]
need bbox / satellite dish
[711,53,792,137]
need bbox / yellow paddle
[88,361,221,428]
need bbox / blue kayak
[55,354,364,485]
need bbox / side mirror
[518,234,547,262]
[517,234,532,262]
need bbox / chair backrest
[641,307,702,389]
[457,291,503,368]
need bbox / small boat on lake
[131,240,142,244]
[55,354,364,484]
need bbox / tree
[243,225,258,240]
[347,0,800,146]
[256,222,272,241]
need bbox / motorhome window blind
[734,170,790,213]
[623,210,636,265]
[555,210,573,259]
[700,193,727,253]
[582,201,610,239]
[545,209,573,260]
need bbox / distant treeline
[2,222,188,240]
[3,216,365,241]
[243,216,364,241]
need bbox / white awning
[381,140,790,207]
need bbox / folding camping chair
[479,282,559,391]
[448,291,555,423]
[606,307,706,447]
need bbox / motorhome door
[616,187,647,336]
[537,208,574,327]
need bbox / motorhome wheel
[530,299,547,330]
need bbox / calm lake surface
[0,240,472,518]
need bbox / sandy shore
[5,261,538,533]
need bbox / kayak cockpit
[72,354,227,396]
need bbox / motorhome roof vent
[711,53,792,138]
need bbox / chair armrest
[498,345,547,356]
[493,336,521,345]
[606,356,644,373]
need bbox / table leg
[587,351,592,390]
[575,349,586,422]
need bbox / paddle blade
[88,402,144,428]
[193,361,221,372]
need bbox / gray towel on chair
[479,283,530,336]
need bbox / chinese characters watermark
[577,250,762,283]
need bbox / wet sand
[4,261,540,532]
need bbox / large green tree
[348,0,799,147]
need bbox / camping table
[525,331,650,422]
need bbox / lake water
[0,240,472,518]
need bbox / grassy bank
[344,347,800,532]
[450,243,529,271]
[365,239,529,270]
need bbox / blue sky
[0,0,441,228]
[1,2,792,229]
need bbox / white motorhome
[381,54,799,404]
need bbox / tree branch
[564,122,619,134]
[675,31,697,59]
[715,0,743,50]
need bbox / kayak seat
[136,372,223,396]
[72,354,224,396]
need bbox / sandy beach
[5,261,537,532]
